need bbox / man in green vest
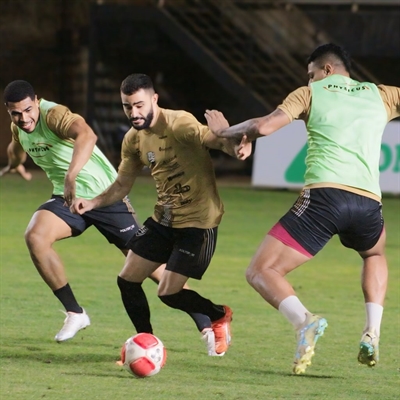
[205,43,400,374]
[2,80,213,348]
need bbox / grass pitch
[0,171,399,400]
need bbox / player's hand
[204,109,229,136]
[0,165,11,177]
[70,198,94,215]
[14,165,32,181]
[235,135,252,160]
[63,178,76,207]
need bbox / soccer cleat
[201,328,224,356]
[358,330,379,367]
[211,305,233,355]
[54,308,91,342]
[293,313,328,375]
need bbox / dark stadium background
[1,0,399,174]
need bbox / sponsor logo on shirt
[173,183,190,194]
[27,142,53,157]
[324,84,370,93]
[120,224,136,233]
[167,171,184,181]
[180,198,192,205]
[178,248,195,257]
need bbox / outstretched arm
[70,172,137,215]
[0,141,27,177]
[205,109,291,142]
[201,111,252,160]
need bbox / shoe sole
[293,318,328,375]
[55,323,90,342]
[201,330,226,356]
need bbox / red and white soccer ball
[121,333,167,378]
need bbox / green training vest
[306,75,387,197]
[16,99,117,199]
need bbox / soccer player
[2,80,212,345]
[205,43,400,373]
[71,73,251,356]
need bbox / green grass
[0,171,399,400]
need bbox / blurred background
[0,0,399,175]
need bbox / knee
[158,291,182,308]
[24,225,43,250]
[157,285,172,298]
[245,264,258,287]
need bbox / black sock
[188,313,212,332]
[159,289,225,322]
[53,284,83,313]
[117,276,153,333]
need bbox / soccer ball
[121,333,167,378]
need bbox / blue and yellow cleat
[293,313,328,375]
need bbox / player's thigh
[247,234,310,277]
[27,196,87,242]
[278,188,340,256]
[26,210,73,243]
[339,195,383,252]
[166,227,218,280]
[86,198,141,249]
[119,250,162,282]
[358,228,386,259]
[127,217,174,263]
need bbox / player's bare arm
[0,140,27,177]
[63,118,98,206]
[202,118,252,160]
[205,109,291,141]
[208,134,252,160]
[71,172,137,215]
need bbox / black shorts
[279,188,384,256]
[127,217,218,280]
[37,195,140,249]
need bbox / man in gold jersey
[205,43,400,373]
[72,73,251,356]
[2,80,213,346]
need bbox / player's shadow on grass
[173,358,340,380]
[62,371,135,379]
[0,346,117,364]
[165,346,339,379]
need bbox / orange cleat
[211,306,233,355]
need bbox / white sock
[278,296,309,330]
[364,302,383,337]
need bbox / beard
[130,109,154,130]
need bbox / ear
[324,63,335,76]
[152,93,159,104]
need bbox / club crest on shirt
[147,151,156,165]
[135,226,148,237]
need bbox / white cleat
[201,328,225,356]
[55,309,91,342]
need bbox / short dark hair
[120,73,154,95]
[3,80,36,104]
[307,43,351,73]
